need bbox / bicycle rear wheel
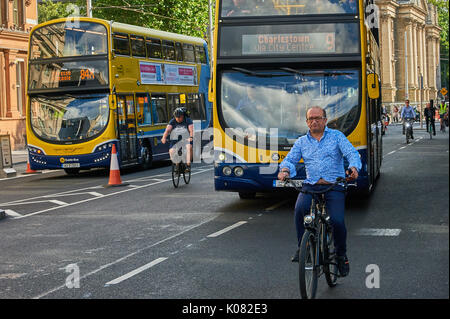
[172,163,180,188]
[299,230,318,299]
[323,226,338,287]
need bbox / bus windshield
[30,21,107,59]
[30,94,110,143]
[221,0,358,17]
[220,68,360,146]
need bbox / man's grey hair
[307,106,327,118]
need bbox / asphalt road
[0,123,448,301]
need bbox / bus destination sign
[242,32,336,55]
[59,69,96,82]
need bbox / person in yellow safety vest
[439,101,448,132]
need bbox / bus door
[367,97,379,184]
[116,95,138,164]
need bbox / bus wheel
[239,192,256,199]
[64,168,80,175]
[141,146,153,170]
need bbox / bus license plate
[273,180,303,188]
[62,163,80,168]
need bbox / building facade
[0,0,38,150]
[376,0,441,111]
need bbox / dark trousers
[425,118,436,134]
[294,184,347,257]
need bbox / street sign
[441,88,448,96]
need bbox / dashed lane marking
[354,228,402,236]
[207,221,248,238]
[104,257,168,286]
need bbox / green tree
[38,0,211,39]
[429,0,449,90]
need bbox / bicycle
[171,146,191,188]
[281,177,355,299]
[404,118,414,144]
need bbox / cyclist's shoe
[411,135,414,139]
[291,249,299,263]
[185,165,191,173]
[337,255,350,277]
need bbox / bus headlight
[222,166,232,176]
[218,153,226,162]
[234,166,244,177]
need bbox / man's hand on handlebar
[278,169,290,181]
[345,167,358,181]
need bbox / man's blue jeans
[294,183,347,257]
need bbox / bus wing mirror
[367,73,380,99]
[110,95,117,110]
[208,79,214,103]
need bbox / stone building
[376,0,441,111]
[0,0,38,150]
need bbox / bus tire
[238,192,256,199]
[141,146,153,170]
[64,168,80,175]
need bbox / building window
[0,0,5,25]
[16,61,25,115]
[13,0,24,26]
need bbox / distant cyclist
[438,101,448,132]
[424,102,436,136]
[161,107,193,172]
[401,99,416,139]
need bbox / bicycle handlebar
[281,177,357,194]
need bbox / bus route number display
[59,68,95,82]
[242,32,336,55]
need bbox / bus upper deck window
[175,42,183,62]
[131,35,146,58]
[113,33,130,56]
[146,37,162,59]
[162,40,176,61]
[183,44,195,63]
[195,46,206,64]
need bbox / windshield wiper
[232,67,290,78]
[279,68,353,77]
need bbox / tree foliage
[38,0,211,39]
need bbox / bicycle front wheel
[172,163,180,188]
[323,227,338,287]
[299,230,318,299]
[183,166,191,184]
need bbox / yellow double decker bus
[212,0,382,198]
[26,17,211,174]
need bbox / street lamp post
[87,0,92,18]
[419,66,423,128]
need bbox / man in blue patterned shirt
[278,106,361,277]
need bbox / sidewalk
[12,149,28,165]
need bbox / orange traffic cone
[23,153,40,174]
[105,144,128,187]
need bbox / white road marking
[355,228,402,236]
[49,200,68,206]
[6,167,214,220]
[105,257,168,286]
[207,221,248,238]
[387,151,396,155]
[4,209,23,217]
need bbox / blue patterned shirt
[279,127,362,184]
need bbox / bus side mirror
[110,95,117,110]
[367,73,380,99]
[208,79,214,103]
